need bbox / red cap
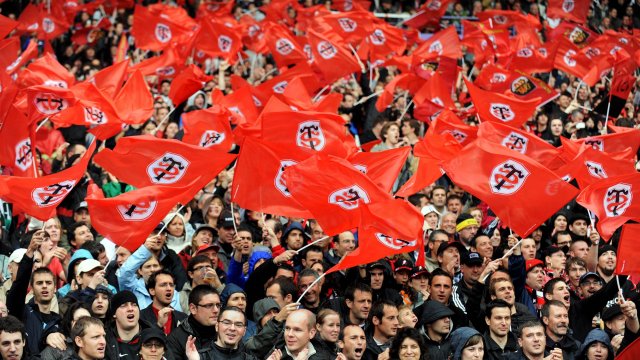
[196,243,220,255]
[525,259,544,273]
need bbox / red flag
[404,0,453,29]
[260,110,356,158]
[283,154,393,235]
[0,141,96,220]
[477,122,562,166]
[114,70,154,125]
[5,40,38,75]
[326,201,424,274]
[465,78,541,128]
[181,106,234,151]
[375,73,425,112]
[547,0,590,24]
[412,27,462,60]
[554,39,602,86]
[307,28,361,84]
[131,46,185,78]
[426,110,478,145]
[194,19,242,63]
[86,183,194,252]
[264,22,308,68]
[548,23,596,47]
[412,73,456,121]
[359,22,406,62]
[17,3,70,40]
[211,86,260,126]
[167,64,212,106]
[231,137,312,219]
[0,104,37,177]
[574,129,640,154]
[441,139,579,237]
[93,135,236,203]
[475,65,559,106]
[18,53,75,89]
[315,11,374,45]
[0,13,18,39]
[395,133,462,197]
[239,15,267,54]
[571,147,636,189]
[26,85,78,125]
[348,147,411,193]
[131,5,193,51]
[88,60,129,98]
[508,40,557,74]
[615,224,640,278]
[576,173,640,241]
[252,62,321,106]
[49,82,122,131]
[476,10,541,31]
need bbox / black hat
[368,260,387,271]
[394,258,413,273]
[218,210,235,228]
[95,285,112,298]
[569,213,590,226]
[107,290,138,320]
[437,241,466,258]
[410,266,429,279]
[461,252,483,266]
[194,224,217,237]
[579,272,603,285]
[601,304,623,321]
[74,201,89,212]
[140,328,166,346]
[598,244,616,258]
[420,300,455,326]
[152,222,167,234]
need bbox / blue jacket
[579,329,613,360]
[227,247,272,288]
[118,245,181,309]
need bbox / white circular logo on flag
[274,160,297,197]
[338,18,357,32]
[275,38,294,56]
[604,183,632,217]
[369,30,386,45]
[317,41,337,60]
[83,106,108,125]
[32,180,77,207]
[426,0,442,10]
[33,93,69,115]
[328,185,370,210]
[199,130,225,148]
[272,81,288,94]
[296,121,326,151]
[491,73,507,83]
[516,48,533,58]
[218,35,232,52]
[431,97,444,106]
[117,201,158,221]
[489,160,530,195]
[43,79,68,88]
[562,0,575,12]
[154,23,172,43]
[375,233,416,250]
[489,103,515,122]
[146,153,190,184]
[428,40,443,55]
[585,161,607,179]
[42,18,55,34]
[14,139,33,171]
[564,51,577,68]
[501,132,529,154]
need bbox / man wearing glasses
[186,306,257,360]
[167,285,222,360]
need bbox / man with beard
[7,230,63,355]
[71,317,106,360]
[339,325,366,360]
[186,306,257,360]
[140,269,187,335]
[541,301,580,360]
[596,246,617,284]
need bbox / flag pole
[354,90,383,106]
[229,202,239,234]
[35,118,49,132]
[296,236,331,254]
[398,99,413,121]
[157,204,185,234]
[312,85,331,103]
[296,272,326,304]
[347,44,367,74]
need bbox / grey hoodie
[450,327,482,360]
[578,329,614,360]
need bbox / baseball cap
[195,243,220,255]
[367,260,387,271]
[579,272,603,285]
[218,210,235,228]
[525,259,544,273]
[436,241,466,257]
[140,328,166,347]
[598,244,616,258]
[194,224,216,237]
[74,201,89,212]
[461,252,483,266]
[8,248,27,264]
[601,304,623,321]
[152,222,167,234]
[410,266,429,279]
[77,259,103,275]
[394,258,413,273]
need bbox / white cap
[76,259,103,275]
[8,248,27,264]
[421,204,441,217]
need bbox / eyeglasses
[219,319,245,328]
[196,303,221,310]
[142,341,164,349]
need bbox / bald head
[288,309,316,330]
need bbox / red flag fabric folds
[441,139,579,237]
[131,5,192,51]
[0,141,96,220]
[167,64,213,106]
[465,78,540,128]
[182,106,234,151]
[615,224,640,278]
[576,173,640,241]
[348,147,411,193]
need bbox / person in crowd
[388,327,428,360]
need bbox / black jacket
[140,304,188,334]
[104,320,153,360]
[424,333,452,360]
[159,247,189,291]
[166,315,217,360]
[7,254,62,356]
[198,343,257,360]
[363,334,388,360]
[483,332,519,360]
[545,333,580,360]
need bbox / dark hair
[389,327,428,360]
[379,122,399,143]
[565,257,586,273]
[369,300,396,325]
[543,278,566,298]
[298,268,320,282]
[71,316,104,352]
[430,185,447,198]
[68,222,90,243]
[236,224,253,239]
[470,234,490,249]
[30,267,55,286]
[80,241,105,261]
[300,245,323,261]
[518,320,544,338]
[408,194,427,207]
[429,230,448,242]
[429,268,453,284]
[189,285,219,306]
[446,194,462,204]
[345,283,372,302]
[187,255,213,273]
[266,277,297,301]
[489,278,513,298]
[219,306,246,325]
[485,300,511,319]
[63,302,92,335]
[0,315,26,341]
[146,269,175,291]
[552,230,571,245]
[541,300,567,319]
